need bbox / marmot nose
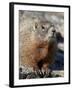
[52,29,56,33]
[52,29,56,36]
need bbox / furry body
[20,19,57,74]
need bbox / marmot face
[34,21,57,43]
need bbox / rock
[19,66,63,79]
[26,73,39,79]
[52,70,64,77]
[19,73,27,79]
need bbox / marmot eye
[35,23,38,29]
[42,25,45,29]
[35,25,37,29]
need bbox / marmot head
[33,20,57,44]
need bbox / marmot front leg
[33,64,42,75]
[41,63,51,75]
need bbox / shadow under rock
[50,49,64,70]
[56,32,64,43]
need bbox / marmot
[19,18,57,75]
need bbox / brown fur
[20,19,57,73]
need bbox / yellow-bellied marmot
[20,18,57,74]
